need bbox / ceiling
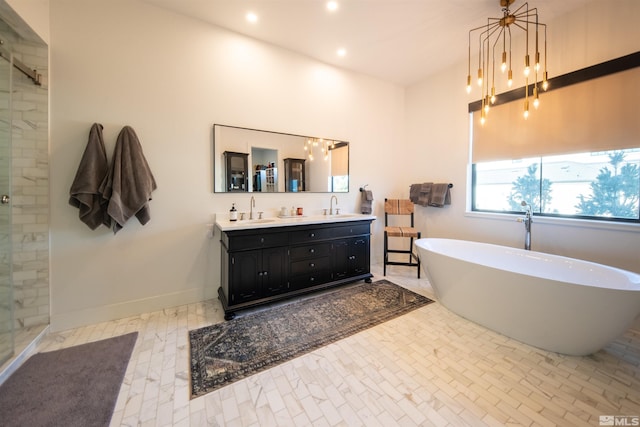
[142,0,589,87]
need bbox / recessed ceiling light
[246,12,258,23]
[327,1,339,12]
[337,48,346,57]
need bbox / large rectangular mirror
[213,124,349,193]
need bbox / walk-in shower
[0,8,49,376]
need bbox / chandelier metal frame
[467,0,548,123]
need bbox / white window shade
[331,145,348,176]
[472,66,640,163]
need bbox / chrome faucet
[519,200,532,250]
[249,196,256,220]
[329,195,338,215]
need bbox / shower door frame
[0,49,12,367]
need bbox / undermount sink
[237,218,277,224]
[330,214,360,218]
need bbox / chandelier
[467,0,548,124]
[303,138,335,161]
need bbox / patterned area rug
[189,280,433,398]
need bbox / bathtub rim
[414,237,640,292]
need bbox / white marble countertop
[215,213,376,232]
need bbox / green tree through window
[575,151,640,218]
[508,163,553,213]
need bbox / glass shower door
[0,52,12,366]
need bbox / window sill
[465,210,640,233]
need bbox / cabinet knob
[260,237,265,243]
[310,233,315,237]
[310,263,315,267]
[263,271,268,276]
[309,248,315,254]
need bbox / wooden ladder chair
[383,199,421,278]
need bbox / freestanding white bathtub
[415,238,640,356]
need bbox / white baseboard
[50,287,216,332]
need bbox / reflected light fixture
[304,138,335,161]
[466,0,548,123]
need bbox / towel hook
[359,184,369,192]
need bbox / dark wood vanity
[217,217,374,320]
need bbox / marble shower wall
[0,19,49,331]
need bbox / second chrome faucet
[329,195,338,215]
[249,196,256,220]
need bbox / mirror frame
[213,124,350,193]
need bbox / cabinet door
[332,238,351,280]
[229,250,261,303]
[262,246,289,295]
[224,152,248,192]
[332,236,370,280]
[284,158,305,192]
[350,236,370,276]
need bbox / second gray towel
[100,126,157,234]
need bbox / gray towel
[429,183,451,207]
[100,126,157,234]
[409,184,421,204]
[361,190,373,214]
[418,182,432,206]
[69,123,110,230]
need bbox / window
[473,149,640,221]
[469,53,640,223]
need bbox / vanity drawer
[290,243,331,260]
[289,269,332,290]
[290,227,334,244]
[332,223,371,238]
[290,256,331,276]
[226,231,289,251]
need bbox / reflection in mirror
[213,124,349,193]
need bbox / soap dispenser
[230,203,238,221]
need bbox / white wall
[405,0,640,273]
[49,0,405,331]
[38,0,640,331]
[5,0,48,43]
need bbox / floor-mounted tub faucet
[518,200,532,250]
[329,195,338,215]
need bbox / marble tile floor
[27,265,640,426]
